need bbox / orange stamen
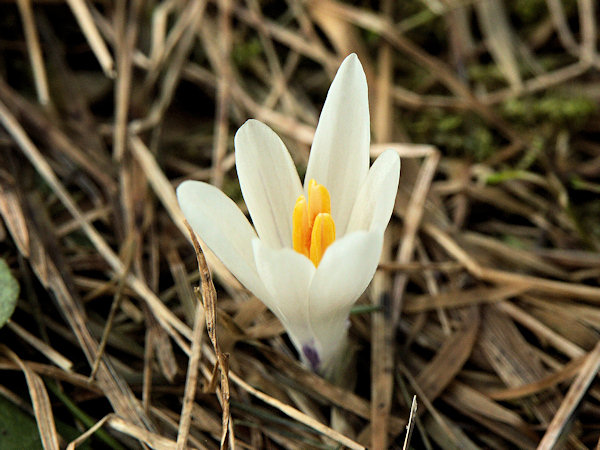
[308,179,331,225]
[292,195,310,257]
[292,179,335,266]
[309,213,336,267]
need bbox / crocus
[177,54,400,375]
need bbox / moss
[464,126,495,161]
[570,200,600,246]
[501,234,528,249]
[468,64,507,84]
[411,109,495,161]
[232,37,263,68]
[510,0,547,23]
[485,169,533,184]
[516,134,544,170]
[502,94,597,126]
[437,114,463,132]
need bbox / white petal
[304,54,370,235]
[252,239,317,357]
[177,180,268,300]
[235,120,303,248]
[308,231,383,366]
[346,149,400,234]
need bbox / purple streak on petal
[302,344,320,371]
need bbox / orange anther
[309,213,336,267]
[308,179,331,226]
[292,195,310,257]
[292,180,335,266]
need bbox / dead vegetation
[0,0,600,448]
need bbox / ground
[0,0,599,449]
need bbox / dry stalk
[184,219,233,449]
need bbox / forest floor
[1,1,600,448]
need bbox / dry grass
[0,0,600,448]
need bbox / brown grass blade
[404,284,526,313]
[0,100,190,348]
[478,307,560,425]
[65,0,115,77]
[475,0,522,89]
[16,0,50,105]
[538,341,600,449]
[0,79,115,190]
[0,170,30,257]
[488,354,586,401]
[402,395,417,450]
[6,320,72,371]
[2,346,60,450]
[2,2,600,447]
[112,0,140,161]
[176,288,205,450]
[185,220,233,449]
[415,306,479,401]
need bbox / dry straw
[0,0,599,449]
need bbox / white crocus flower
[177,54,400,375]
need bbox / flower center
[292,179,336,267]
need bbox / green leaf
[0,394,96,450]
[0,396,43,449]
[0,258,19,328]
[350,304,382,315]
